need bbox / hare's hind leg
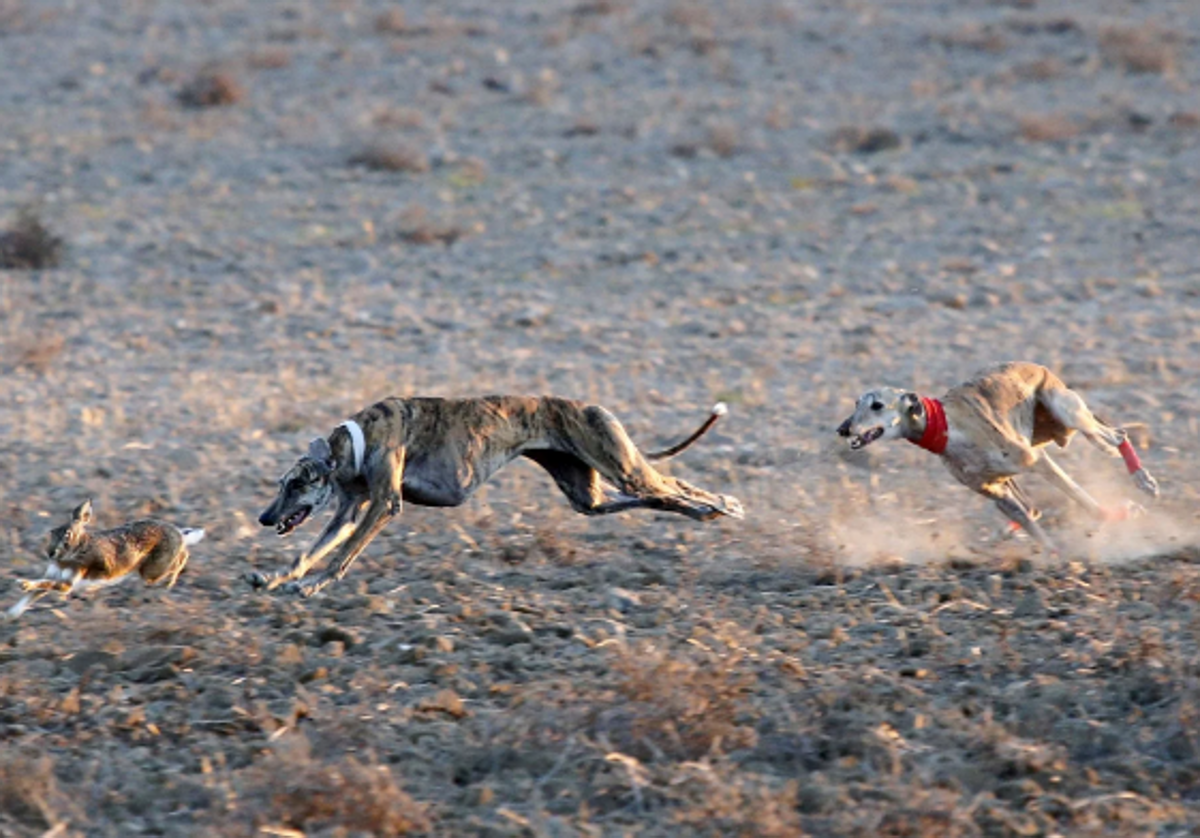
[139,534,189,588]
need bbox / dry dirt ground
[2,0,1200,835]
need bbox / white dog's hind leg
[1041,388,1122,452]
[1041,388,1159,499]
[1035,453,1142,522]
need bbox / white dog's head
[836,388,923,450]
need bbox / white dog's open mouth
[849,427,884,450]
[276,506,311,536]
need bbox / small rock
[607,587,641,613]
[485,612,533,646]
[416,688,468,719]
[314,625,359,649]
[299,666,329,683]
[64,649,118,675]
[1013,588,1048,619]
[869,294,928,316]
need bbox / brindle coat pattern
[252,396,743,597]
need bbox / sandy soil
[2,0,1200,835]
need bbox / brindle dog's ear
[307,437,335,472]
[901,392,923,419]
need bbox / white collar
[337,419,366,474]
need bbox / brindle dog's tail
[646,403,728,461]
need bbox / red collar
[908,396,948,454]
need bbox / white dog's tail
[181,528,206,546]
[647,403,728,461]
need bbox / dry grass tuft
[938,23,1007,53]
[177,68,245,108]
[523,68,561,107]
[1169,111,1200,130]
[601,645,757,760]
[372,105,425,130]
[239,738,430,836]
[672,774,803,837]
[11,332,65,374]
[398,205,467,247]
[246,46,292,70]
[1017,111,1082,142]
[0,0,28,33]
[349,142,430,174]
[0,205,65,269]
[666,1,714,30]
[764,101,790,130]
[0,751,83,832]
[829,125,901,154]
[1015,56,1066,81]
[374,8,408,35]
[707,121,740,157]
[1099,25,1176,75]
[573,0,625,16]
[564,116,601,137]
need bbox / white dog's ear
[72,498,94,525]
[307,437,334,469]
[900,392,923,418]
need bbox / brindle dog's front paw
[285,576,332,598]
[244,571,276,590]
[1133,468,1159,499]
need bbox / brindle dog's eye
[871,401,884,411]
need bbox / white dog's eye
[871,401,884,411]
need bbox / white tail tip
[181,528,206,546]
[711,402,728,417]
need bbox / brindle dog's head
[259,437,336,536]
[837,388,923,450]
[47,499,93,561]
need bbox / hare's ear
[307,437,334,470]
[72,499,94,525]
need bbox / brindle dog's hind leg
[565,406,743,520]
[524,449,719,519]
[522,450,607,513]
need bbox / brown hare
[7,499,204,619]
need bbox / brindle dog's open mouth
[849,427,884,450]
[276,506,311,536]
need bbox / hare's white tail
[181,528,206,546]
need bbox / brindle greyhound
[837,361,1159,550]
[250,397,742,596]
